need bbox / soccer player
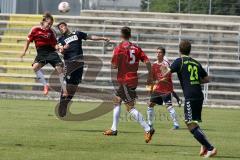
[147,47,180,130]
[56,22,110,117]
[167,40,217,157]
[103,26,155,143]
[20,13,67,96]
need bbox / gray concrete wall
[89,0,141,11]
[0,0,81,15]
[0,0,17,13]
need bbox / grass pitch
[0,99,239,160]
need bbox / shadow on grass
[148,144,199,148]
[71,129,104,133]
[70,129,143,134]
[214,155,240,159]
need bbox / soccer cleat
[103,129,118,136]
[43,85,49,95]
[204,148,217,158]
[199,146,207,156]
[144,128,155,143]
[173,125,180,130]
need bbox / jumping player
[56,22,110,117]
[147,47,180,130]
[20,13,67,96]
[166,40,217,158]
[103,26,155,143]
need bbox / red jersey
[111,41,149,87]
[152,59,173,93]
[27,26,57,49]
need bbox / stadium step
[81,10,240,23]
[0,13,239,106]
[0,47,238,61]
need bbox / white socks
[147,107,154,126]
[129,108,150,132]
[147,105,179,127]
[167,106,179,126]
[111,104,121,131]
[36,70,47,86]
[58,73,67,92]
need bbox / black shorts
[65,61,84,85]
[34,46,63,67]
[184,99,203,123]
[150,92,172,106]
[115,85,136,103]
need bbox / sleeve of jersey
[199,64,208,78]
[77,31,88,40]
[111,49,118,67]
[27,27,36,42]
[139,49,149,62]
[170,58,181,73]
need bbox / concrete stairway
[0,12,239,106]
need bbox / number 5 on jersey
[129,50,136,64]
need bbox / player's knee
[185,121,199,131]
[125,101,135,112]
[165,101,172,108]
[33,64,40,72]
[148,101,155,108]
[113,96,121,105]
[55,65,64,74]
[166,105,173,110]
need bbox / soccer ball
[58,2,70,13]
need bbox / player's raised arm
[20,27,35,58]
[21,40,31,58]
[87,35,110,42]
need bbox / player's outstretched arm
[87,35,110,42]
[20,40,31,58]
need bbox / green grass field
[0,99,239,160]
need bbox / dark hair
[121,26,131,39]
[57,22,67,29]
[42,12,54,22]
[179,40,191,55]
[157,47,166,56]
